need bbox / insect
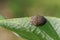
[30,15,47,26]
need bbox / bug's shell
[30,15,47,26]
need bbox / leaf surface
[0,17,60,40]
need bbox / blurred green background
[1,0,60,18]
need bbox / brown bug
[30,15,47,26]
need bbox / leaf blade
[0,17,60,40]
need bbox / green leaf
[0,17,60,40]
